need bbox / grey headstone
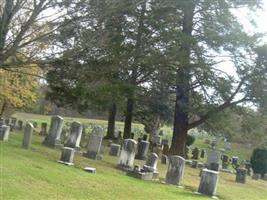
[165,156,185,186]
[83,129,103,160]
[135,140,149,160]
[152,135,161,145]
[207,151,221,167]
[0,118,4,126]
[198,168,219,196]
[118,139,137,169]
[22,122,34,149]
[161,155,168,165]
[17,120,23,130]
[65,121,83,150]
[231,156,239,165]
[236,168,247,184]
[58,147,75,165]
[4,118,10,126]
[0,125,10,141]
[191,160,198,168]
[192,147,200,160]
[144,153,158,171]
[200,149,205,158]
[40,122,48,136]
[222,155,230,169]
[109,143,121,156]
[43,115,64,147]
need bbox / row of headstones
[2,116,265,196]
[116,139,219,196]
[0,120,35,149]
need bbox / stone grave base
[83,152,102,160]
[57,160,74,166]
[127,171,154,181]
[84,167,96,173]
[220,169,233,174]
[116,164,133,172]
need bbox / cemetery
[0,113,267,200]
[1,0,267,199]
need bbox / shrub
[250,148,267,176]
[186,134,195,146]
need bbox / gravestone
[192,147,200,160]
[43,115,64,148]
[4,118,10,126]
[135,140,150,160]
[161,139,168,145]
[118,139,137,169]
[142,134,148,141]
[210,163,220,171]
[207,150,221,170]
[84,167,96,173]
[151,135,161,145]
[109,143,121,156]
[162,144,169,155]
[22,122,34,149]
[33,121,38,128]
[0,118,4,126]
[17,120,23,130]
[11,117,17,131]
[222,155,230,169]
[58,147,75,165]
[83,128,103,160]
[143,153,159,179]
[11,117,17,126]
[236,168,247,184]
[161,155,168,164]
[0,125,10,141]
[191,160,198,168]
[65,121,83,150]
[231,156,239,165]
[40,122,48,136]
[198,169,219,196]
[200,149,205,158]
[165,156,185,186]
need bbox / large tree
[0,0,64,69]
[164,0,267,156]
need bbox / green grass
[1,128,267,199]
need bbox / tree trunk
[0,100,7,117]
[123,98,134,139]
[169,85,189,156]
[106,103,117,139]
[169,1,195,157]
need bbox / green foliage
[251,148,267,176]
[186,134,195,146]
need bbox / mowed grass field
[0,113,266,200]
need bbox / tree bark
[106,103,117,139]
[0,100,7,117]
[123,98,134,139]
[169,1,195,157]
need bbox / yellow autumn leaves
[0,65,40,110]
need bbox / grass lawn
[1,120,267,200]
